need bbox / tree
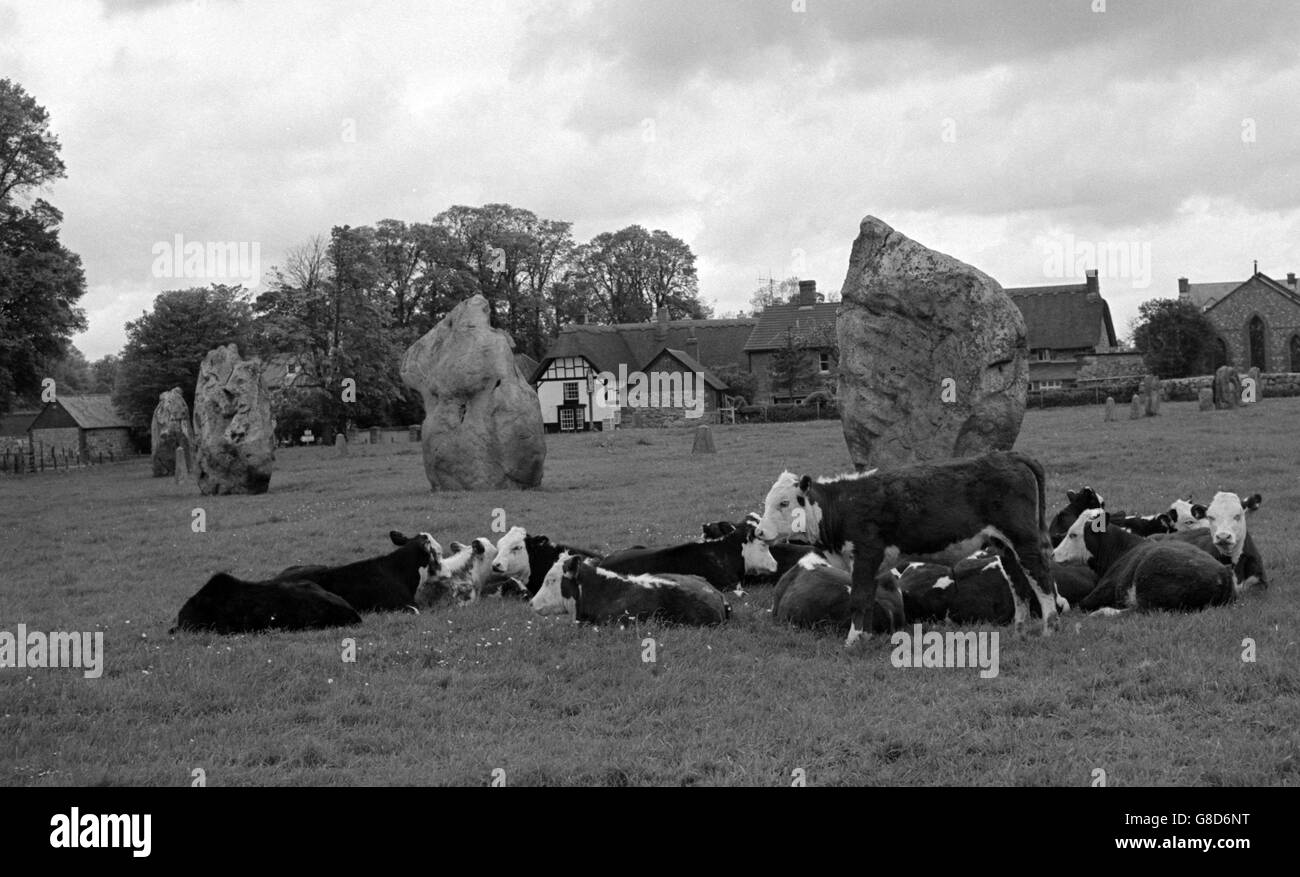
[0,79,66,206]
[47,343,91,394]
[1131,299,1219,378]
[749,276,800,313]
[88,354,118,394]
[573,225,708,324]
[112,285,254,426]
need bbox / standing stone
[335,434,349,457]
[837,216,1027,469]
[1246,366,1261,403]
[1104,396,1116,421]
[1198,387,1214,411]
[173,446,189,485]
[400,294,545,490]
[151,387,194,477]
[193,344,275,495]
[1142,375,1161,416]
[1129,394,1142,420]
[1213,366,1242,410]
[692,425,716,454]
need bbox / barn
[27,395,134,459]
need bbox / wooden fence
[0,444,144,475]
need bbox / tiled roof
[533,318,757,382]
[742,302,840,352]
[1202,273,1300,312]
[1182,281,1242,311]
[56,395,131,429]
[1006,284,1115,351]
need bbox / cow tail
[1011,451,1050,556]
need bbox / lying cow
[1048,486,1105,547]
[491,527,604,597]
[1050,560,1098,605]
[531,553,729,626]
[276,530,440,613]
[416,537,515,606]
[899,539,1068,625]
[1108,511,1175,537]
[757,451,1059,646]
[172,573,362,634]
[699,517,817,581]
[1054,509,1234,613]
[1151,492,1265,590]
[601,521,777,593]
[1167,498,1208,531]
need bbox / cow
[1167,498,1208,531]
[1151,492,1265,590]
[530,554,730,626]
[899,540,1068,625]
[756,451,1059,646]
[275,531,440,613]
[600,521,777,594]
[1050,560,1098,605]
[699,517,817,581]
[1055,509,1234,613]
[416,537,511,606]
[770,562,906,633]
[172,574,362,634]
[1108,511,1175,537]
[1048,486,1105,547]
[491,527,604,597]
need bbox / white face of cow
[492,526,529,581]
[1202,492,1261,562]
[740,526,778,573]
[529,552,574,616]
[1168,499,1208,532]
[756,471,801,541]
[416,532,442,587]
[1052,509,1100,564]
[470,538,499,585]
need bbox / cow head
[1066,486,1105,510]
[492,526,529,582]
[738,522,778,574]
[1203,492,1262,563]
[1052,509,1103,564]
[756,471,802,541]
[389,530,442,587]
[530,552,576,617]
[1167,498,1208,531]
[700,520,736,541]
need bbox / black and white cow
[416,537,514,606]
[769,552,905,632]
[172,574,362,634]
[1053,509,1235,613]
[756,451,1059,646]
[1048,486,1105,547]
[699,517,817,580]
[491,527,604,597]
[276,531,440,613]
[530,554,730,626]
[1167,498,1208,532]
[1050,560,1098,605]
[600,521,777,593]
[1151,492,1265,590]
[899,539,1068,625]
[1108,511,1176,537]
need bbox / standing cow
[756,451,1059,647]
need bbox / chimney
[656,306,669,340]
[1178,277,1190,298]
[797,280,817,307]
[1084,269,1099,298]
[686,328,700,361]
[1288,272,1297,288]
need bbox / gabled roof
[1203,272,1300,313]
[1005,283,1116,351]
[533,318,757,382]
[55,395,131,429]
[658,348,729,391]
[1182,281,1241,311]
[743,302,839,352]
[514,352,539,377]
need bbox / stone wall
[1161,372,1300,400]
[29,426,81,454]
[1028,371,1300,408]
[84,428,133,458]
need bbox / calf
[700,517,817,580]
[600,521,777,593]
[1055,509,1234,613]
[1048,486,1105,547]
[770,553,905,632]
[900,541,1066,626]
[491,527,604,597]
[530,554,729,626]
[756,451,1059,646]
[1152,492,1265,590]
[276,531,440,613]
[173,574,362,634]
[416,537,509,606]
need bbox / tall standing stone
[1246,366,1261,403]
[400,294,545,490]
[1129,394,1142,420]
[151,387,194,477]
[1104,396,1116,421]
[193,344,276,495]
[1213,366,1242,410]
[836,216,1028,469]
[1143,375,1161,416]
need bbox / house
[1179,271,1300,372]
[530,310,755,431]
[27,395,133,458]
[1005,269,1118,390]
[743,280,839,403]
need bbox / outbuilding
[27,394,134,459]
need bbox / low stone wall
[1030,371,1300,408]
[1162,372,1300,400]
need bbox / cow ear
[449,541,465,553]
[1157,512,1174,530]
[798,474,812,493]
[1242,494,1262,511]
[472,540,485,555]
[1066,490,1079,503]
[1191,504,1206,519]
[390,531,408,546]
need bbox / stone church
[1179,271,1300,372]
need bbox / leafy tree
[1131,298,1219,378]
[89,354,118,393]
[768,322,838,402]
[0,79,66,206]
[47,343,91,394]
[573,225,708,324]
[112,284,254,426]
[749,276,800,313]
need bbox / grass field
[2,399,1298,786]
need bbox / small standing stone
[335,433,349,457]
[1104,396,1116,421]
[1246,366,1261,403]
[1198,387,1214,411]
[173,445,189,484]
[1129,394,1142,420]
[692,425,716,454]
[1213,366,1242,410]
[1143,375,1161,417]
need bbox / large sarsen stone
[151,386,193,477]
[193,344,275,495]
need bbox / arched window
[1213,336,1229,371]
[1248,316,1266,371]
[1290,334,1300,373]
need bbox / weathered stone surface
[1130,394,1142,419]
[1198,387,1214,411]
[692,424,716,454]
[1104,396,1116,421]
[1142,375,1161,416]
[193,344,275,495]
[151,387,193,477]
[836,216,1027,469]
[400,294,545,490]
[1213,366,1242,410]
[335,434,348,457]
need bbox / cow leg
[845,546,885,649]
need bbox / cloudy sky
[5,0,1300,359]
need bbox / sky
[4,0,1300,359]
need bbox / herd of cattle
[172,451,1269,648]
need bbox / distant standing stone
[151,387,194,477]
[1198,387,1214,411]
[1143,375,1161,417]
[1246,366,1261,403]
[692,425,716,454]
[1104,396,1116,421]
[1213,366,1242,410]
[1129,394,1142,420]
[335,433,348,456]
[173,445,189,484]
